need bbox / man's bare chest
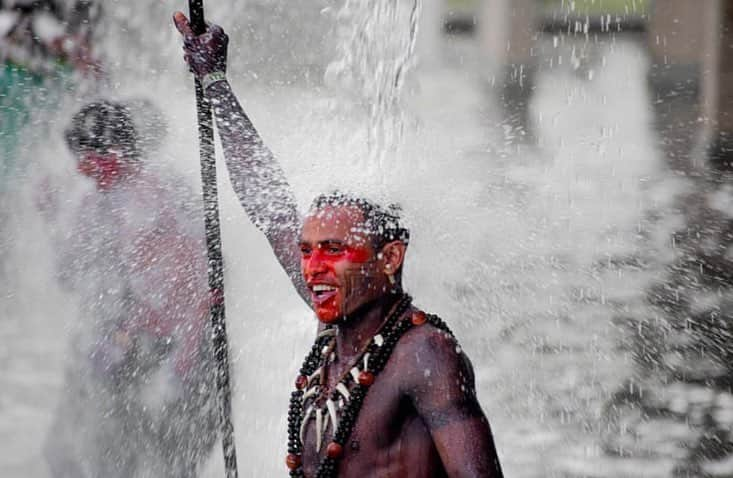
[303,370,435,476]
[286,296,429,476]
[301,367,403,445]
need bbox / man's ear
[381,240,406,273]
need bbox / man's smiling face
[299,205,388,324]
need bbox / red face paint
[301,242,375,324]
[300,205,390,323]
[77,151,132,190]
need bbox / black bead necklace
[285,295,456,477]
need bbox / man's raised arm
[173,12,308,303]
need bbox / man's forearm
[205,80,308,302]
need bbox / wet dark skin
[174,12,503,477]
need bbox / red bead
[358,371,375,387]
[295,375,308,390]
[286,453,302,470]
[326,442,343,459]
[411,311,427,326]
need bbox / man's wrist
[201,71,227,90]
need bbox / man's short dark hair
[310,191,410,250]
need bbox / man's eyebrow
[298,239,346,247]
[320,240,345,246]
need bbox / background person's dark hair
[65,100,139,159]
[310,191,410,251]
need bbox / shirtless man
[174,12,503,477]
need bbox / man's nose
[303,251,328,275]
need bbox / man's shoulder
[392,310,471,377]
[385,309,478,402]
[398,312,458,353]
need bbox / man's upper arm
[404,327,503,478]
[207,80,310,304]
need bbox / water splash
[0,2,690,477]
[325,0,421,169]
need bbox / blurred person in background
[0,0,101,189]
[42,100,218,478]
[0,0,101,277]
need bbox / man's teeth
[312,284,337,292]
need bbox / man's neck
[335,293,402,362]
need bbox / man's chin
[314,306,341,324]
[316,314,342,325]
[313,294,384,324]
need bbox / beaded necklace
[285,294,455,477]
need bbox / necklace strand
[285,295,455,477]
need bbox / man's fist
[173,11,228,80]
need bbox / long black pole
[187,1,239,476]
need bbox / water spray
[186,1,239,476]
